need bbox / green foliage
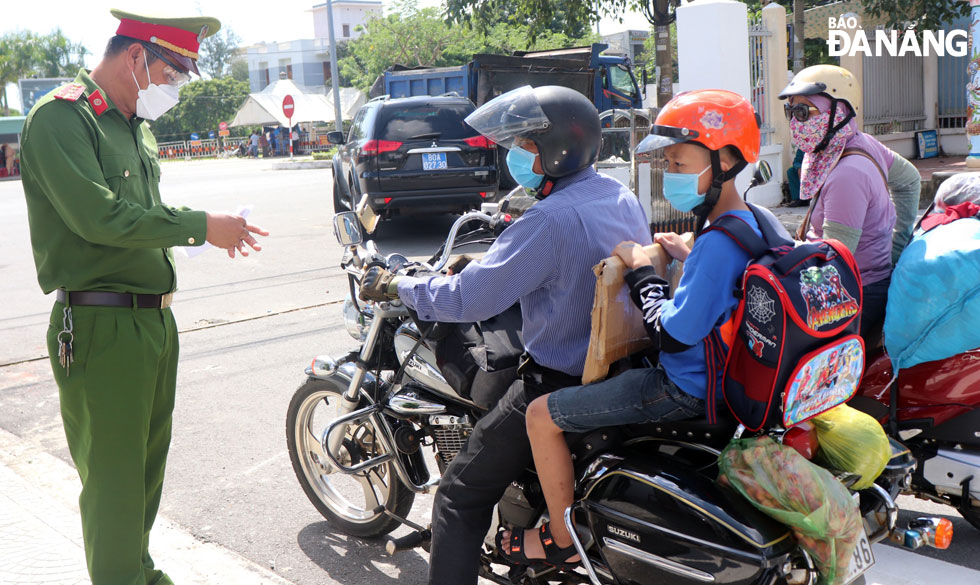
[861,0,969,31]
[340,0,598,92]
[230,58,249,82]
[446,0,678,39]
[198,28,243,79]
[0,29,88,115]
[149,77,250,142]
[312,149,337,160]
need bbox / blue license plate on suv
[422,152,448,170]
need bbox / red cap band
[116,18,200,56]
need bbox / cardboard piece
[582,233,695,384]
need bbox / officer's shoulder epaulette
[53,83,86,102]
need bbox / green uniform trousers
[48,301,179,585]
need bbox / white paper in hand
[180,205,254,258]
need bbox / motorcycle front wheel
[286,377,414,538]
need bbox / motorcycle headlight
[343,293,373,342]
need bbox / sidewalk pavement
[0,428,294,585]
[910,155,967,182]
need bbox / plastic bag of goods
[718,436,863,585]
[812,404,890,490]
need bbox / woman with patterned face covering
[779,65,907,348]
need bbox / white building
[312,0,382,41]
[601,29,650,64]
[243,1,382,93]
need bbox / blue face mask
[506,145,544,190]
[663,166,711,212]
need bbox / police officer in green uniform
[19,10,268,585]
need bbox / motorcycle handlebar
[342,210,507,277]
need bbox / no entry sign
[282,95,295,120]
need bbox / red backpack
[703,206,865,431]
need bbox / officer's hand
[613,241,652,269]
[654,232,691,261]
[205,212,270,258]
[360,267,399,302]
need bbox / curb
[271,160,332,170]
[0,427,294,585]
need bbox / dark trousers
[427,358,579,585]
[861,276,890,350]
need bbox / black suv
[327,95,498,221]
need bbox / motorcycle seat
[623,413,739,447]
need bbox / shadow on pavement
[297,521,430,584]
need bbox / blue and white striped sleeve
[396,211,557,323]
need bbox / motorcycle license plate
[842,529,875,584]
[422,152,448,170]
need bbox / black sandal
[496,522,580,570]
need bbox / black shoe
[788,199,809,208]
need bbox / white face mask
[132,50,179,120]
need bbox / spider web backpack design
[703,208,865,431]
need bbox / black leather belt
[56,289,173,309]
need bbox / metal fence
[938,16,971,129]
[156,136,321,160]
[749,16,775,147]
[863,54,926,134]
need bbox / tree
[446,0,680,105]
[31,29,88,77]
[0,29,88,115]
[443,0,591,39]
[0,32,36,115]
[861,0,969,31]
[198,28,242,79]
[230,58,249,83]
[149,77,250,141]
[340,0,596,93]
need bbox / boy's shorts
[546,365,704,433]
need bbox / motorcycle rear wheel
[286,377,414,538]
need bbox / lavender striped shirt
[396,167,651,376]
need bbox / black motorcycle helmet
[465,85,600,191]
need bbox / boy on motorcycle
[499,89,780,569]
[358,85,653,585]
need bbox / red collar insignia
[53,83,85,102]
[87,90,109,116]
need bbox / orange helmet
[637,89,761,162]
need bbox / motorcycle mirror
[333,211,363,247]
[753,160,773,186]
[743,160,774,201]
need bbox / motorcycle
[853,348,980,531]
[287,206,952,585]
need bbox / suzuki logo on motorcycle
[607,524,641,543]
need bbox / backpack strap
[703,214,769,259]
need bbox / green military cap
[111,9,221,75]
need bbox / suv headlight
[343,293,373,341]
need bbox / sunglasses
[143,44,191,88]
[784,102,822,122]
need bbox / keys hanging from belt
[58,305,74,376]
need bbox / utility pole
[326,0,344,132]
[793,0,805,72]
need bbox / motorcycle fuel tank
[582,441,796,585]
[393,321,461,399]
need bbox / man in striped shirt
[359,86,651,584]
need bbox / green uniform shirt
[21,69,206,295]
